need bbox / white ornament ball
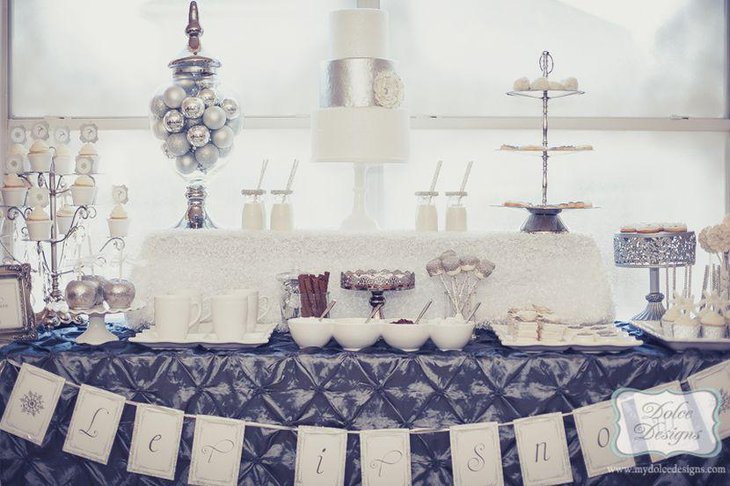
[226,117,242,134]
[186,125,211,148]
[220,98,241,119]
[165,133,191,157]
[195,143,219,170]
[203,106,227,130]
[198,88,219,107]
[162,110,185,133]
[150,95,168,117]
[180,96,205,119]
[163,85,186,109]
[175,153,198,175]
[211,126,234,149]
[152,120,169,140]
[185,117,203,129]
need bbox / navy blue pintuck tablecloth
[0,326,729,485]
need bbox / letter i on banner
[449,423,504,486]
[573,401,634,477]
[294,426,347,486]
[360,429,411,486]
[127,404,184,481]
[62,385,126,465]
[0,363,65,446]
[188,415,245,486]
[514,412,573,486]
[688,360,730,440]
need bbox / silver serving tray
[129,323,276,350]
[632,321,730,352]
[491,324,642,354]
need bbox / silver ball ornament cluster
[151,82,241,176]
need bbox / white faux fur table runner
[130,230,614,329]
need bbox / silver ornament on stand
[166,132,192,157]
[163,110,185,133]
[152,119,169,140]
[176,153,198,175]
[198,88,219,107]
[195,143,219,170]
[212,126,234,149]
[226,116,242,134]
[150,95,168,117]
[221,98,241,119]
[163,85,186,108]
[180,96,205,119]
[187,125,211,147]
[203,106,227,130]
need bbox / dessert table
[0,326,728,485]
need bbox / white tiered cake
[311,8,409,163]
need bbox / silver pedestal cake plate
[340,269,415,319]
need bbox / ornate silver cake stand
[614,231,696,321]
[340,269,415,319]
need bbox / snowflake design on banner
[720,389,730,416]
[20,391,45,417]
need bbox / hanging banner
[573,401,634,477]
[687,361,730,440]
[514,412,573,486]
[295,426,348,486]
[0,363,65,445]
[188,415,245,486]
[127,403,184,481]
[360,429,411,486]
[62,384,126,465]
[449,422,503,486]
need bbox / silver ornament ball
[166,133,191,157]
[161,142,175,159]
[220,98,241,119]
[162,110,185,133]
[103,278,136,309]
[218,146,233,158]
[81,275,107,306]
[186,125,211,148]
[226,116,243,134]
[163,85,186,109]
[195,143,220,170]
[185,117,203,129]
[152,119,169,140]
[180,96,205,119]
[196,78,216,89]
[64,280,98,310]
[212,126,234,149]
[150,95,168,118]
[175,153,199,175]
[176,78,197,94]
[203,106,227,130]
[198,88,219,107]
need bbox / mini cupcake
[26,206,52,241]
[107,204,129,237]
[700,311,726,340]
[673,313,700,339]
[1,173,27,207]
[77,143,99,173]
[70,175,96,206]
[27,140,52,172]
[55,204,76,234]
[52,144,73,174]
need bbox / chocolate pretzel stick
[297,275,311,317]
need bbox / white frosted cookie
[636,224,662,234]
[664,223,687,233]
[513,77,530,91]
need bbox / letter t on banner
[295,426,348,486]
[514,412,573,486]
[449,422,504,486]
[360,429,411,486]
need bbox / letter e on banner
[127,404,184,480]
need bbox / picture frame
[0,264,37,343]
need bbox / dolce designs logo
[612,388,722,458]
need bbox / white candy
[562,77,578,90]
[531,77,550,91]
[513,77,530,91]
[548,80,564,90]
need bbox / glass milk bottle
[415,191,438,231]
[241,189,266,230]
[445,191,467,231]
[270,189,293,231]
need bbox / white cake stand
[71,302,144,345]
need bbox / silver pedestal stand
[341,270,415,319]
[614,232,696,322]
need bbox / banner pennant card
[688,361,730,440]
[127,403,184,481]
[188,415,245,486]
[449,422,504,486]
[360,429,411,486]
[62,384,126,465]
[514,412,573,486]
[573,401,635,477]
[0,363,65,446]
[295,426,347,486]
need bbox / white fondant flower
[75,156,93,174]
[373,71,404,109]
[112,185,129,204]
[4,154,24,174]
[28,187,50,208]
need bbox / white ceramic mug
[154,295,201,341]
[211,294,248,341]
[172,289,212,324]
[231,288,271,332]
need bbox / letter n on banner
[573,401,634,477]
[188,415,245,486]
[0,363,65,446]
[688,360,730,440]
[360,429,411,486]
[449,422,504,486]
[127,404,184,481]
[514,412,573,486]
[62,384,126,465]
[295,426,347,486]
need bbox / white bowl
[382,321,430,352]
[429,319,475,351]
[289,317,333,349]
[332,318,381,351]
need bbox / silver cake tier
[613,231,696,268]
[341,269,415,291]
[320,58,403,109]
